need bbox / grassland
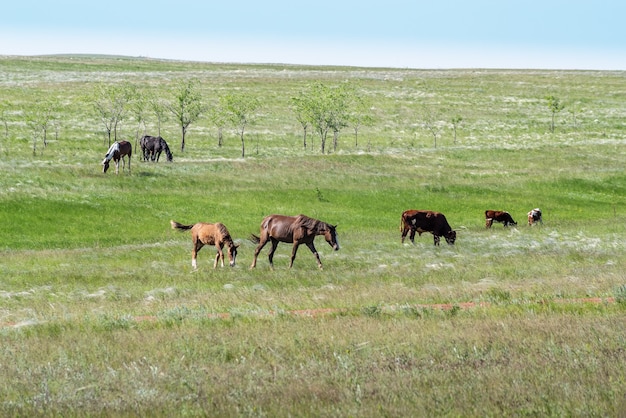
[1,55,625,416]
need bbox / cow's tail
[170,220,194,231]
[400,214,406,232]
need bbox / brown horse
[102,141,132,174]
[170,220,239,268]
[250,214,339,269]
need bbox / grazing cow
[528,208,543,225]
[400,210,457,246]
[485,210,517,228]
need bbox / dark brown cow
[400,210,457,246]
[485,210,517,228]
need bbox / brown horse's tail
[170,220,194,231]
[249,234,261,244]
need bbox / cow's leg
[409,228,417,244]
[486,218,493,228]
[401,224,411,243]
[433,235,441,246]
[305,242,323,269]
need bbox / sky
[1,1,625,70]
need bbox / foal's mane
[215,222,235,245]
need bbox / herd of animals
[168,208,543,270]
[101,136,172,174]
[100,138,543,269]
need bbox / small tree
[422,108,444,148]
[450,115,463,144]
[350,95,375,148]
[207,104,228,147]
[546,95,565,133]
[91,83,133,147]
[169,79,205,152]
[130,87,147,149]
[220,93,260,158]
[291,94,311,149]
[149,96,168,137]
[26,99,58,155]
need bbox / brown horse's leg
[250,235,269,268]
[288,242,301,268]
[267,238,279,269]
[304,242,322,269]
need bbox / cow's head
[444,230,457,245]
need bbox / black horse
[140,135,173,162]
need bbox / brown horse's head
[227,242,240,267]
[325,225,340,251]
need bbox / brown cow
[485,210,517,228]
[400,210,457,245]
[527,208,543,225]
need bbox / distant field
[1,56,625,416]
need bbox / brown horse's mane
[295,215,330,234]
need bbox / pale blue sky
[1,1,625,69]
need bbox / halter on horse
[250,214,339,269]
[171,220,239,268]
[102,141,132,174]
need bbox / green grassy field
[1,56,625,416]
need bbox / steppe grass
[1,56,625,416]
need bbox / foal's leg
[192,240,204,269]
[214,244,225,268]
[305,242,323,269]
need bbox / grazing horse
[250,214,339,269]
[140,135,173,162]
[102,141,132,174]
[170,220,239,268]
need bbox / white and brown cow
[401,210,457,245]
[485,210,517,228]
[527,208,543,226]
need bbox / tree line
[0,80,569,158]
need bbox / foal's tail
[249,234,261,244]
[170,220,194,231]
